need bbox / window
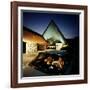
[23,42,26,53]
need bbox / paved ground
[23,53,47,77]
[23,66,47,77]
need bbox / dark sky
[23,11,79,39]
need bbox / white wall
[0,0,89,90]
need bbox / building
[23,20,68,54]
[43,20,67,50]
[23,26,48,54]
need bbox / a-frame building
[43,20,66,45]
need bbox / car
[29,49,74,75]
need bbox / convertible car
[29,47,74,75]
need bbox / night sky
[23,11,79,39]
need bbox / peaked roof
[23,26,48,44]
[43,20,66,44]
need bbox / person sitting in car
[52,57,64,69]
[44,56,53,65]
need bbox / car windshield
[37,53,46,59]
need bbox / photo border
[11,1,88,88]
